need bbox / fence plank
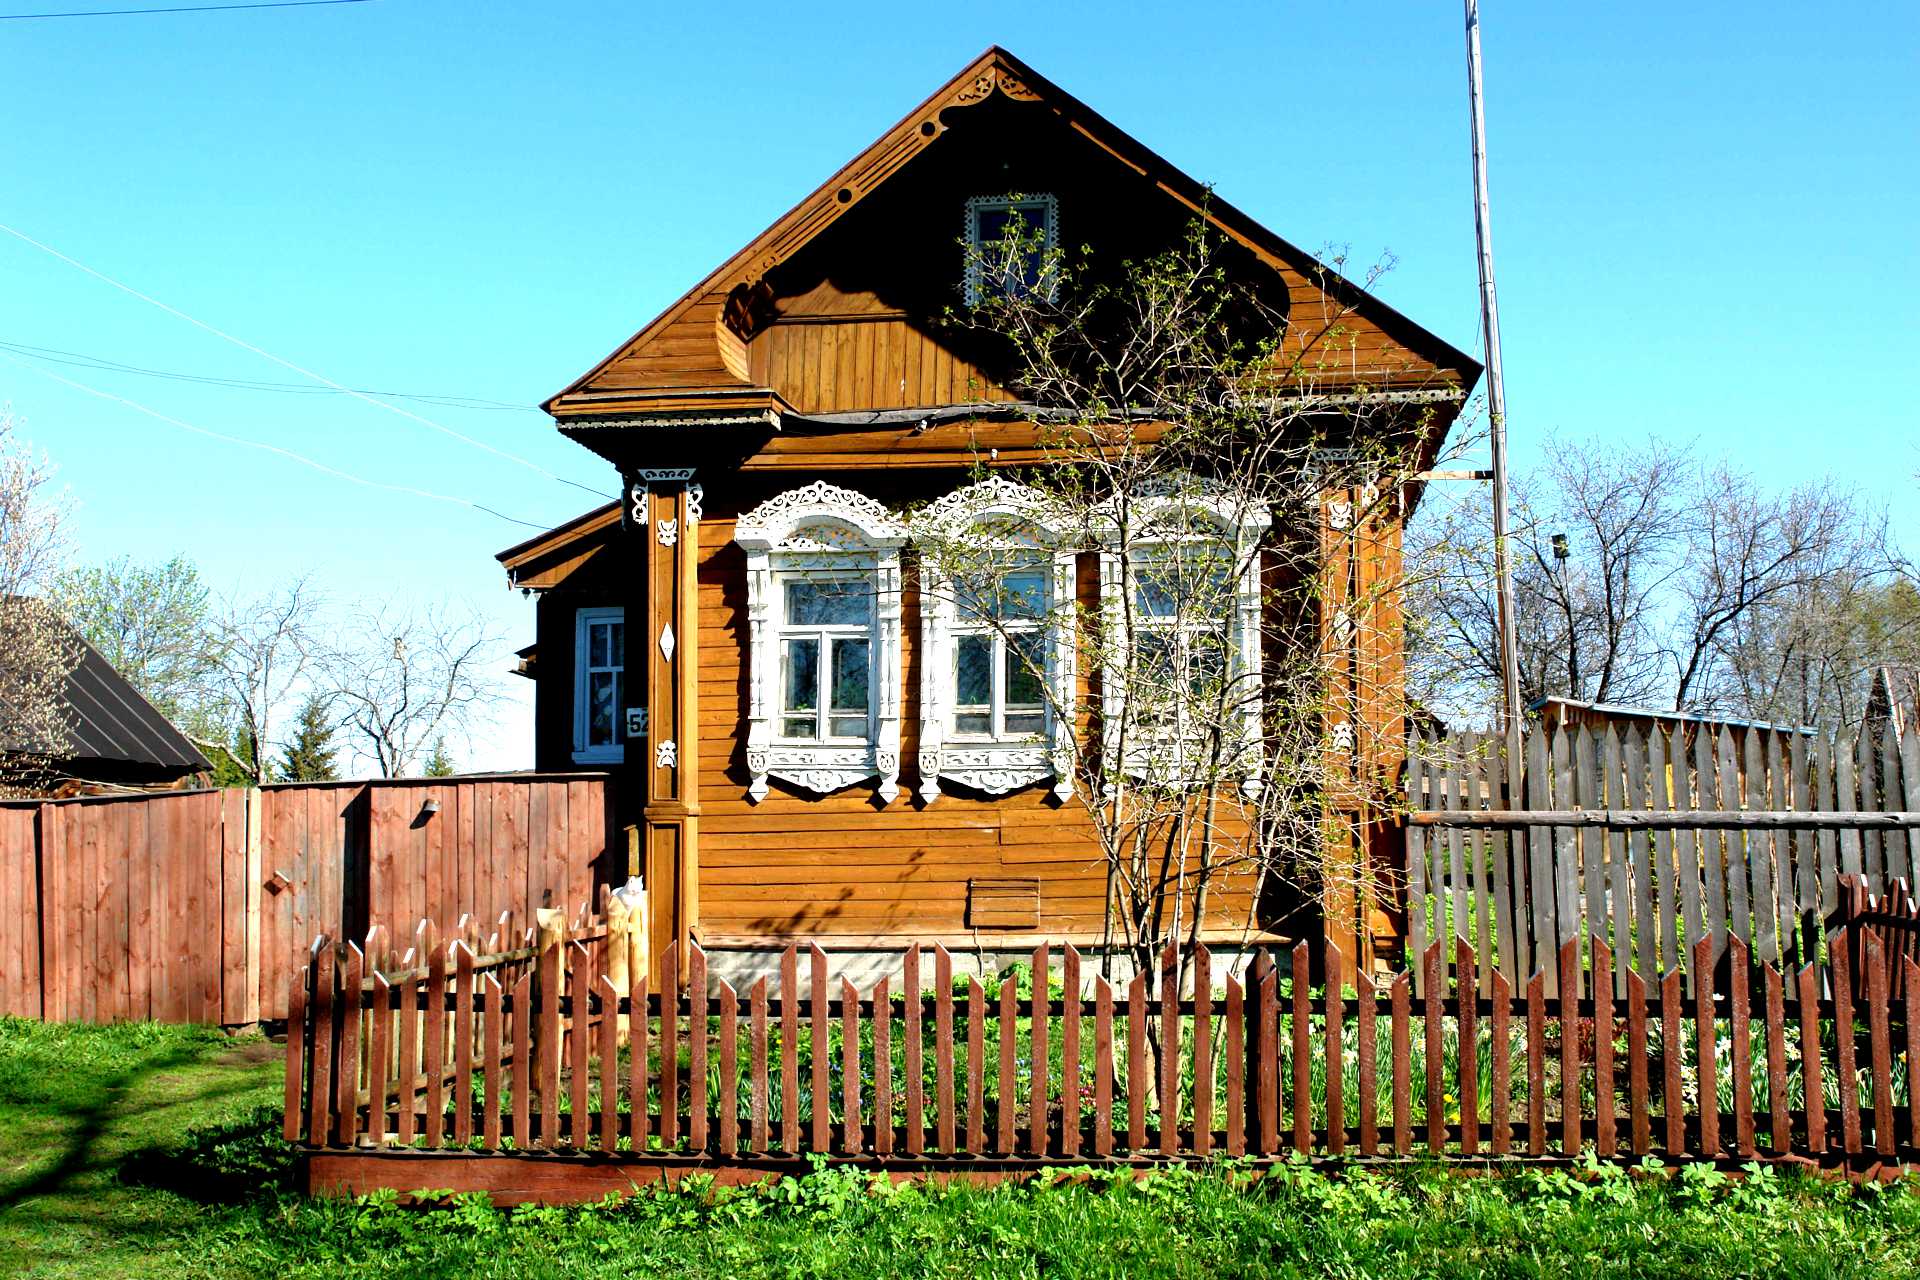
[1694,934,1719,1156]
[600,974,620,1152]
[1551,730,1579,996]
[968,975,986,1153]
[1255,955,1277,1154]
[1626,967,1649,1155]
[1471,734,1494,996]
[1907,957,1920,1152]
[1408,738,1429,996]
[1763,963,1787,1154]
[1662,967,1683,1155]
[1716,731,1745,967]
[1457,937,1477,1155]
[454,942,475,1145]
[1648,729,1680,979]
[511,971,531,1148]
[422,929,446,1148]
[751,976,769,1155]
[1527,731,1555,994]
[1192,945,1211,1158]
[1159,946,1178,1157]
[536,930,559,1150]
[1834,930,1860,1153]
[661,945,680,1149]
[935,946,955,1153]
[1729,936,1753,1157]
[843,977,863,1155]
[1578,728,1602,979]
[1488,739,1519,993]
[282,954,308,1143]
[568,943,592,1149]
[1865,934,1894,1157]
[306,941,333,1147]
[1604,728,1629,997]
[1797,960,1824,1155]
[718,978,739,1156]
[1424,942,1444,1155]
[1744,732,1776,967]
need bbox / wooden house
[497,48,1480,974]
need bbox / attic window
[965,194,1058,306]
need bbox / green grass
[8,1017,1920,1278]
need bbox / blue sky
[4,0,1915,769]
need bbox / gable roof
[496,500,621,590]
[1,604,209,777]
[546,45,1480,424]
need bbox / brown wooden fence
[1407,724,1920,1000]
[286,911,1920,1200]
[0,773,614,1025]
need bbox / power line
[0,0,371,19]
[0,337,542,411]
[0,221,612,501]
[1,350,550,531]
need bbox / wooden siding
[687,500,1262,944]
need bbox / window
[573,607,626,763]
[1097,480,1272,793]
[735,481,907,803]
[964,194,1058,306]
[779,578,872,741]
[913,478,1077,802]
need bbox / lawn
[6,1019,1920,1278]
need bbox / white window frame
[1097,479,1270,795]
[735,481,907,804]
[776,574,876,744]
[963,193,1059,307]
[571,606,627,765]
[913,478,1076,802]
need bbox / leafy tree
[422,737,456,778]
[279,694,339,782]
[0,404,79,794]
[53,554,222,733]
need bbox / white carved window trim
[1097,481,1271,795]
[963,193,1059,307]
[734,481,907,804]
[912,478,1077,803]
[572,606,626,765]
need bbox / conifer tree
[279,694,338,782]
[422,737,456,778]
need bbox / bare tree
[207,577,319,782]
[0,405,78,795]
[1408,437,1893,728]
[322,600,503,777]
[917,215,1465,986]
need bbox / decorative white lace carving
[911,478,1077,804]
[658,624,675,663]
[686,483,704,523]
[735,482,906,805]
[656,738,677,769]
[657,517,678,547]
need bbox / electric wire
[0,1,372,20]
[1,350,551,531]
[0,221,612,500]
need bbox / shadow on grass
[0,1038,286,1216]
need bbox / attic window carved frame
[964,193,1059,307]
[1096,478,1272,796]
[735,481,908,804]
[913,478,1078,803]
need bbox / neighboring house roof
[1,606,210,777]
[1530,695,1817,738]
[544,45,1481,435]
[496,501,621,591]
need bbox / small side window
[573,607,627,763]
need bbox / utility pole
[1465,0,1525,777]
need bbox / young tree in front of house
[279,693,339,782]
[917,216,1464,988]
[0,405,79,795]
[321,599,501,777]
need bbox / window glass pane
[783,716,818,740]
[783,637,819,713]
[610,621,624,668]
[1005,631,1045,708]
[1004,710,1045,735]
[954,634,992,707]
[1190,626,1229,692]
[955,712,992,735]
[972,202,1050,297]
[1001,571,1046,620]
[588,671,614,746]
[1133,549,1233,617]
[830,638,870,713]
[786,579,867,626]
[589,623,610,669]
[829,715,867,739]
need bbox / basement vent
[966,877,1040,930]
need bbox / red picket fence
[0,773,615,1025]
[286,917,1920,1199]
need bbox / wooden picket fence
[1407,724,1920,1000]
[287,912,1920,1198]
